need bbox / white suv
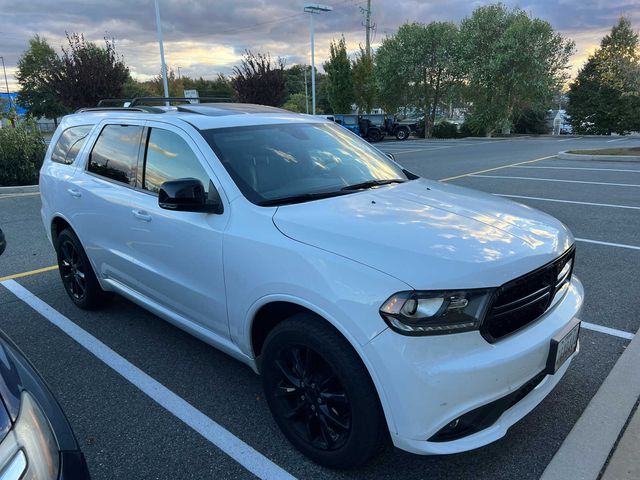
[40,102,583,468]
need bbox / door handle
[67,188,82,198]
[132,210,152,222]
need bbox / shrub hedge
[0,122,46,186]
[432,121,459,138]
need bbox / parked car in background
[40,100,582,468]
[0,227,91,479]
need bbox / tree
[567,17,640,135]
[352,47,377,113]
[15,35,67,125]
[44,33,129,110]
[323,36,354,113]
[459,5,574,135]
[232,51,287,106]
[375,22,460,136]
[283,93,309,113]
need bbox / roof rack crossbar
[129,96,234,106]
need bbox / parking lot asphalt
[0,135,639,479]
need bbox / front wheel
[261,314,387,468]
[55,229,112,310]
[366,128,383,143]
[395,127,409,140]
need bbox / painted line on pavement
[472,175,640,188]
[581,322,635,340]
[0,279,296,480]
[512,165,640,173]
[557,137,581,142]
[0,192,40,199]
[493,193,640,211]
[575,238,640,251]
[606,137,627,143]
[439,155,556,182]
[0,265,59,282]
[541,324,640,480]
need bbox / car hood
[272,179,574,289]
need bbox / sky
[0,0,638,91]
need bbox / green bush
[432,121,458,138]
[0,122,46,186]
[459,114,487,137]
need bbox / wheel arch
[246,295,398,434]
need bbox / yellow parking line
[439,155,556,182]
[0,265,58,282]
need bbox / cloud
[0,0,637,90]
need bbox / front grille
[481,246,575,342]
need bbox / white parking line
[0,192,40,199]
[606,137,627,143]
[581,322,634,340]
[513,166,640,173]
[0,280,296,480]
[557,137,581,142]
[385,146,452,154]
[575,238,640,251]
[472,175,640,188]
[493,194,640,211]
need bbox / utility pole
[304,65,309,114]
[154,0,170,101]
[0,56,13,110]
[360,0,374,57]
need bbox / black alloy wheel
[55,228,112,309]
[272,344,351,451]
[261,315,388,468]
[59,239,87,300]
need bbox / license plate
[547,319,580,374]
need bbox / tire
[395,127,409,141]
[367,128,382,143]
[261,314,388,468]
[55,228,113,310]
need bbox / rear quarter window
[51,125,94,165]
[88,125,144,186]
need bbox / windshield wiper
[340,178,406,191]
[258,190,352,207]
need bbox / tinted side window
[143,128,211,194]
[51,125,93,165]
[88,125,143,185]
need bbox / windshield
[201,122,408,206]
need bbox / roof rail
[129,96,234,106]
[75,106,165,114]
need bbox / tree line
[12,4,640,136]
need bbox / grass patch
[568,147,640,156]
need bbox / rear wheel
[55,229,112,309]
[261,314,387,468]
[395,127,409,140]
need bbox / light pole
[177,66,182,80]
[154,0,170,100]
[304,3,333,115]
[0,56,13,110]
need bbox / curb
[540,325,640,480]
[0,185,39,195]
[558,151,640,162]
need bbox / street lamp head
[304,3,333,13]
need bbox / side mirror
[386,152,395,161]
[158,178,223,214]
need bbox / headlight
[0,391,59,480]
[379,289,494,336]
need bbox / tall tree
[351,47,377,113]
[16,35,67,125]
[232,51,287,106]
[568,17,640,135]
[45,33,129,110]
[459,5,574,135]
[323,36,354,113]
[376,22,460,136]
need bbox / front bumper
[364,276,584,455]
